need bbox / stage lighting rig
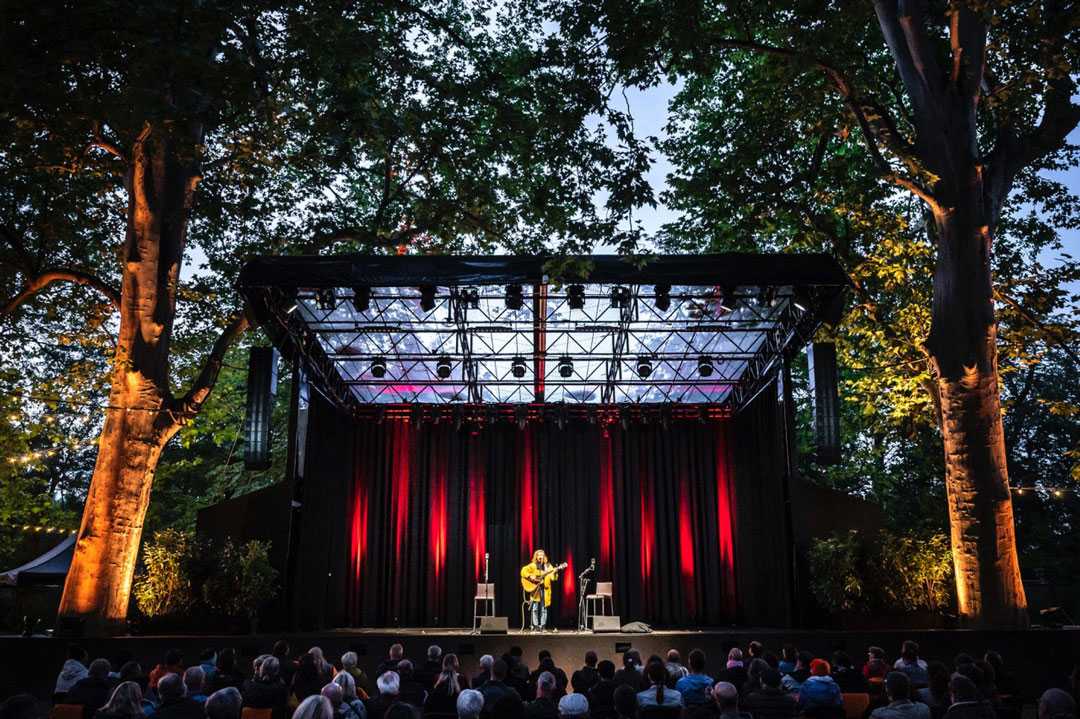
[316,288,336,311]
[717,286,737,314]
[557,355,574,378]
[610,285,632,309]
[511,355,527,378]
[505,284,524,310]
[351,285,370,313]
[460,287,480,309]
[419,285,436,312]
[566,284,585,310]
[654,284,671,312]
[436,355,452,379]
[370,356,387,378]
[636,355,654,379]
[698,355,715,377]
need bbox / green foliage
[132,529,195,618]
[808,529,954,614]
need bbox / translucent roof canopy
[239,254,848,414]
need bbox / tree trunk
[925,186,1028,628]
[58,126,195,635]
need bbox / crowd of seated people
[0,639,1075,719]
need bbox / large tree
[0,0,647,633]
[577,0,1080,625]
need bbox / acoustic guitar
[520,562,568,593]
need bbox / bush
[808,528,954,614]
[133,528,196,617]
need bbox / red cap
[810,659,831,676]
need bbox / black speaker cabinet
[807,342,841,465]
[479,616,509,634]
[592,615,622,633]
[244,347,279,470]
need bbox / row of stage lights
[356,403,730,430]
[367,353,719,380]
[302,283,751,315]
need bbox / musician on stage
[520,549,562,632]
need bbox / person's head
[667,649,681,664]
[200,649,217,665]
[456,689,484,719]
[377,671,400,696]
[558,693,589,718]
[712,682,738,712]
[797,651,813,670]
[253,655,270,676]
[832,651,852,669]
[217,648,236,673]
[1038,688,1077,719]
[510,647,524,660]
[949,674,979,704]
[389,643,404,660]
[584,650,598,667]
[158,673,186,702]
[728,648,743,664]
[183,666,205,695]
[748,641,763,659]
[810,659,831,677]
[292,695,334,719]
[927,662,949,697]
[868,646,885,662]
[102,681,143,718]
[647,661,667,687]
[493,659,509,681]
[956,662,985,687]
[623,649,641,668]
[901,641,919,663]
[206,688,241,719]
[259,656,281,681]
[984,652,1004,674]
[118,662,143,684]
[385,706,417,719]
[613,685,637,718]
[748,659,769,680]
[0,693,39,719]
[273,640,290,659]
[479,655,494,672]
[689,649,707,674]
[954,653,975,669]
[532,549,547,565]
[308,647,327,669]
[88,658,111,680]
[297,653,318,679]
[332,671,358,702]
[885,672,911,702]
[536,671,556,698]
[68,644,89,663]
[321,682,343,709]
[597,660,615,680]
[443,653,460,673]
[761,669,783,690]
[539,650,552,662]
[397,659,414,677]
[781,644,798,662]
[428,645,443,662]
[165,649,184,668]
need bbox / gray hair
[333,671,359,702]
[158,673,186,701]
[183,666,205,693]
[377,671,400,695]
[292,695,334,719]
[259,656,281,680]
[537,672,556,695]
[206,687,242,719]
[558,693,589,717]
[428,645,443,660]
[321,682,343,708]
[253,654,271,674]
[456,689,484,719]
[342,651,359,670]
[479,655,494,670]
[1039,688,1077,719]
[389,643,404,659]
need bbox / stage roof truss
[239,254,848,415]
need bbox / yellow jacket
[520,562,557,607]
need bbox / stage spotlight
[316,288,336,311]
[351,285,370,313]
[636,355,653,379]
[557,355,574,378]
[419,285,436,312]
[511,355,527,378]
[757,285,777,308]
[793,286,812,313]
[436,355,452,379]
[370,356,387,378]
[566,284,585,310]
[505,284,524,310]
[461,287,480,309]
[698,355,714,377]
[283,288,299,314]
[654,284,671,312]
[610,285,632,309]
[717,286,737,314]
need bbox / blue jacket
[798,676,842,711]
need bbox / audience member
[870,672,930,719]
[638,660,682,708]
[155,673,203,719]
[744,669,797,719]
[417,647,443,689]
[198,650,218,684]
[612,685,637,719]
[149,651,184,691]
[571,651,600,695]
[321,683,344,718]
[915,662,951,719]
[395,661,427,707]
[689,681,742,719]
[588,660,618,718]
[183,666,208,705]
[748,643,764,662]
[341,653,372,700]
[56,645,90,699]
[509,648,530,681]
[778,646,798,676]
[666,650,689,686]
[94,682,144,719]
[0,693,40,719]
[455,690,483,719]
[113,663,152,716]
[943,675,995,719]
[68,658,113,719]
[296,655,329,703]
[205,688,242,719]
[242,656,288,719]
[744,659,770,696]
[367,672,402,719]
[676,650,715,708]
[557,694,588,718]
[796,660,842,714]
[720,649,748,689]
[895,642,930,688]
[973,661,998,703]
[378,646,406,678]
[983,653,1013,698]
[492,694,525,719]
[529,652,568,699]
[332,672,367,719]
[1038,689,1076,719]
[274,641,297,687]
[424,654,464,715]
[831,652,870,693]
[210,649,245,693]
[472,656,493,690]
[865,648,889,680]
[781,652,813,692]
[294,695,335,719]
[614,651,645,691]
[478,660,515,714]
[309,649,335,685]
[524,672,559,719]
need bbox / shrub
[133,528,196,617]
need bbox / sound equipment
[807,342,841,465]
[479,616,509,634]
[244,347,279,470]
[592,615,622,633]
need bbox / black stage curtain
[291,387,793,629]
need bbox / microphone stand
[577,561,595,631]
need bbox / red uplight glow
[716,423,737,606]
[520,427,536,556]
[468,434,487,580]
[430,451,448,583]
[598,431,615,575]
[678,472,697,616]
[391,420,411,568]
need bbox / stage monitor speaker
[807,342,841,465]
[244,347,279,470]
[592,616,622,633]
[479,616,508,634]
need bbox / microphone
[484,552,490,582]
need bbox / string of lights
[1011,486,1078,498]
[2,524,77,534]
[0,385,166,413]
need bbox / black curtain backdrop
[291,386,793,629]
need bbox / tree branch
[0,268,121,316]
[171,311,251,427]
[995,289,1080,366]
